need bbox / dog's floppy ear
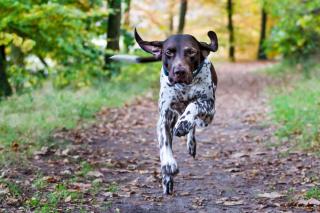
[199,31,218,57]
[134,28,163,59]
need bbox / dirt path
[1,62,320,213]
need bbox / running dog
[110,28,218,194]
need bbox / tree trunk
[0,45,12,97]
[227,0,235,62]
[168,10,174,35]
[105,0,122,70]
[106,0,121,51]
[167,0,175,35]
[258,7,268,60]
[177,0,188,34]
[11,45,25,67]
[169,14,174,34]
[123,0,131,29]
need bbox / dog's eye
[165,50,174,57]
[185,49,197,57]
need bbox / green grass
[306,187,320,200]
[26,182,82,212]
[0,63,161,163]
[268,59,320,150]
[80,161,93,176]
[106,182,118,193]
[0,177,23,198]
[23,172,119,211]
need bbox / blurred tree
[106,0,122,51]
[123,0,131,29]
[258,1,268,60]
[105,0,122,75]
[121,0,135,53]
[177,0,188,34]
[167,0,175,35]
[227,0,235,62]
[0,45,12,97]
[266,0,320,59]
[11,45,25,68]
[0,0,106,92]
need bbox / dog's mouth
[168,75,193,86]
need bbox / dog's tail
[108,55,160,64]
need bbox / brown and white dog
[110,29,218,194]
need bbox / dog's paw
[188,141,196,158]
[161,161,179,176]
[174,120,194,137]
[162,175,174,195]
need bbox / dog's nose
[174,69,186,76]
[174,70,184,75]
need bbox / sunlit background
[131,0,264,60]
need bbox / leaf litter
[1,62,320,212]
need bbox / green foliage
[0,0,107,92]
[266,0,320,58]
[107,182,118,193]
[270,61,320,150]
[0,63,160,164]
[0,178,22,197]
[26,182,81,212]
[306,187,320,200]
[80,161,93,176]
[8,64,45,93]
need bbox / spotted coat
[157,58,217,194]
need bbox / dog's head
[134,29,218,85]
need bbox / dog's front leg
[157,109,178,194]
[187,126,196,158]
[174,98,215,137]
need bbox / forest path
[2,62,319,213]
[71,62,318,212]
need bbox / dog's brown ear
[199,31,218,57]
[134,28,163,59]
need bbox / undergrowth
[267,58,320,151]
[0,63,161,164]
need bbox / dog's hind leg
[187,126,196,158]
[157,109,178,194]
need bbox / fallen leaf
[223,200,244,206]
[102,192,113,197]
[231,152,249,158]
[43,176,58,183]
[11,142,19,152]
[60,169,72,176]
[62,148,70,156]
[118,191,133,198]
[227,168,241,173]
[34,146,53,156]
[297,198,320,206]
[6,197,19,205]
[180,192,191,196]
[216,197,244,206]
[0,187,9,196]
[87,171,104,178]
[257,192,284,199]
[193,197,206,206]
[70,182,92,192]
[64,195,72,203]
[307,198,320,206]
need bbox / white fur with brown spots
[157,58,216,194]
